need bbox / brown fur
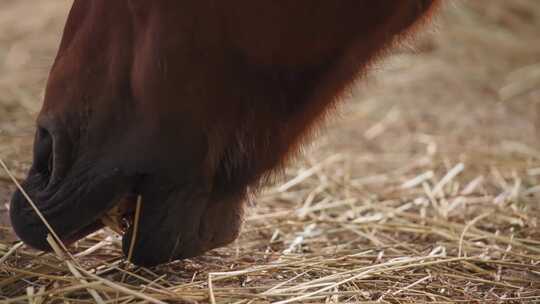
[10,0,440,266]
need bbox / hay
[1,148,539,302]
[1,1,540,303]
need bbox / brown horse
[10,0,440,266]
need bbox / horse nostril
[34,127,54,182]
[48,149,54,175]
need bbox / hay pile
[1,153,539,303]
[1,1,540,303]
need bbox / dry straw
[2,148,539,302]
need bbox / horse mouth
[9,163,138,251]
[99,193,138,236]
[39,192,138,247]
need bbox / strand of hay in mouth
[115,195,142,302]
[127,195,142,264]
[116,194,143,303]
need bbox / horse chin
[113,184,247,267]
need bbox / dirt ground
[1,1,539,303]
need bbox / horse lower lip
[59,192,138,244]
[62,220,104,245]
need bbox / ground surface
[1,1,539,303]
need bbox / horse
[10,0,440,266]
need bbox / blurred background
[0,1,539,302]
